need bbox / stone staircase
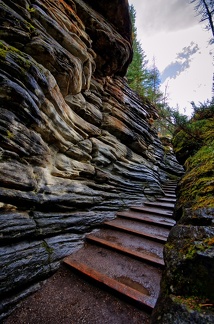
[64,181,177,315]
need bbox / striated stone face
[0,0,182,318]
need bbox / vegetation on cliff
[172,100,214,210]
[152,101,214,323]
[126,5,162,106]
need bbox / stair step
[64,244,162,297]
[63,189,177,316]
[163,183,177,186]
[144,201,175,210]
[104,221,168,243]
[105,218,170,241]
[163,188,176,191]
[157,198,176,203]
[116,211,175,228]
[86,235,164,268]
[130,206,173,216]
[164,193,176,198]
[63,258,156,312]
[163,191,176,195]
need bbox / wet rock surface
[4,183,177,323]
[152,208,214,324]
[0,0,183,319]
[3,264,150,324]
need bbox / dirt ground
[4,264,150,324]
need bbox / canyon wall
[0,0,182,319]
[152,108,214,323]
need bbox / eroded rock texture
[152,113,214,322]
[0,0,182,318]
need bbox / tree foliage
[126,5,163,103]
[127,4,213,142]
[190,0,214,43]
[126,5,149,95]
[172,99,214,167]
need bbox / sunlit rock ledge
[0,0,183,318]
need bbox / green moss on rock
[173,112,214,210]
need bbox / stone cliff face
[0,0,182,318]
[152,110,214,323]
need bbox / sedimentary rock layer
[0,0,182,318]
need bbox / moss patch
[182,238,214,260]
[173,295,214,312]
[173,113,214,210]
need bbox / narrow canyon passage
[4,181,177,323]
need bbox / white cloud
[128,0,213,115]
[161,42,199,82]
[129,0,198,35]
[161,43,213,115]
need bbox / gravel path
[4,264,150,324]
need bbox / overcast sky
[129,0,213,115]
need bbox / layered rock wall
[0,0,182,318]
[152,111,214,322]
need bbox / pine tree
[190,0,214,42]
[145,59,163,104]
[126,5,175,137]
[190,0,214,103]
[126,5,149,96]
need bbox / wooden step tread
[164,194,176,198]
[116,211,175,228]
[64,258,156,312]
[164,192,176,195]
[130,206,173,216]
[104,218,170,240]
[104,221,168,243]
[86,235,165,268]
[157,198,176,203]
[144,202,175,210]
[164,192,176,194]
[162,186,177,189]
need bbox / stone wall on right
[152,108,214,323]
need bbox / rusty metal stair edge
[157,198,176,202]
[162,185,177,188]
[163,193,176,196]
[86,235,165,268]
[129,206,173,216]
[163,186,177,189]
[116,212,175,229]
[145,201,175,206]
[163,191,176,194]
[144,202,175,210]
[103,221,168,243]
[63,258,156,312]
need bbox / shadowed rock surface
[4,183,177,323]
[0,0,183,320]
[152,109,214,323]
